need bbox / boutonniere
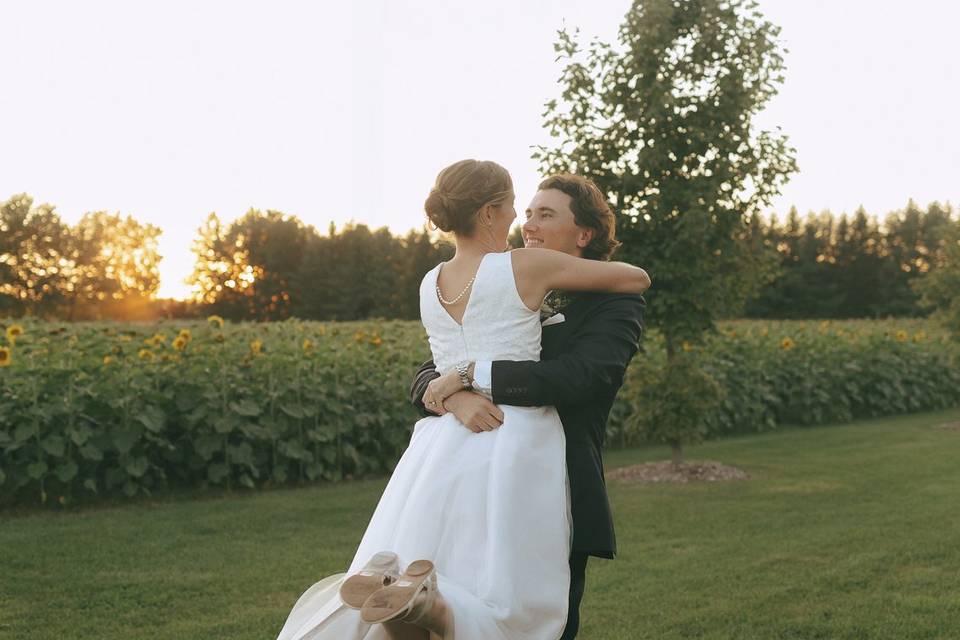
[539,290,575,323]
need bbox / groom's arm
[489,294,645,408]
[410,360,505,431]
[410,360,441,418]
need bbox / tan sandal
[360,559,438,624]
[339,551,401,609]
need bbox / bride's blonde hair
[424,160,513,236]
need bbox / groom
[410,174,646,639]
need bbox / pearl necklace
[436,275,475,306]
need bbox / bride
[275,159,649,640]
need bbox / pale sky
[2,0,957,299]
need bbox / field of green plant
[0,316,957,508]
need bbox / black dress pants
[559,551,590,640]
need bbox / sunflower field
[0,317,958,507]
[607,318,960,448]
[0,317,430,508]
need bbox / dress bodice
[419,251,542,374]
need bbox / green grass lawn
[3,408,960,640]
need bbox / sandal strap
[403,573,438,624]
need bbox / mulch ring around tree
[933,421,960,432]
[606,460,750,484]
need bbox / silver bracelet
[456,361,471,389]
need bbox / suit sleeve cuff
[472,360,493,399]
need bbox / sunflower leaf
[207,463,229,484]
[41,435,66,457]
[27,461,48,479]
[229,399,261,417]
[79,444,103,461]
[113,428,141,455]
[56,461,79,483]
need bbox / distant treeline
[1,193,955,321]
[0,195,162,320]
[746,201,956,318]
[188,210,452,321]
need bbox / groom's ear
[576,227,594,249]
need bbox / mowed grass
[2,408,960,640]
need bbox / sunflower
[354,330,366,343]
[250,339,263,356]
[207,315,225,329]
[172,336,188,351]
[103,355,113,366]
[0,346,11,367]
[302,338,314,353]
[6,325,24,343]
[780,337,796,350]
[370,335,383,347]
[144,332,166,347]
[913,331,926,343]
[681,340,694,352]
[895,330,908,342]
[178,328,192,342]
[138,348,155,361]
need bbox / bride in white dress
[275,159,648,640]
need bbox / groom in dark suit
[410,174,646,639]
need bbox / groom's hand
[443,391,504,433]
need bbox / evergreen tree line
[745,200,956,318]
[1,192,955,321]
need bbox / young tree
[536,0,797,465]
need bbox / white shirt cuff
[472,361,493,399]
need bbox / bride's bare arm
[511,248,650,312]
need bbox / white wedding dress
[275,251,572,640]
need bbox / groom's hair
[538,174,621,261]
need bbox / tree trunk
[669,438,684,470]
[666,337,684,470]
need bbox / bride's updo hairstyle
[425,159,513,236]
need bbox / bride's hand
[423,372,463,414]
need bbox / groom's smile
[523,187,592,258]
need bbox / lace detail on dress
[419,251,541,374]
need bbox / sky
[2,0,958,299]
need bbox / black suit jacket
[410,291,645,559]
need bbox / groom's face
[522,188,590,258]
